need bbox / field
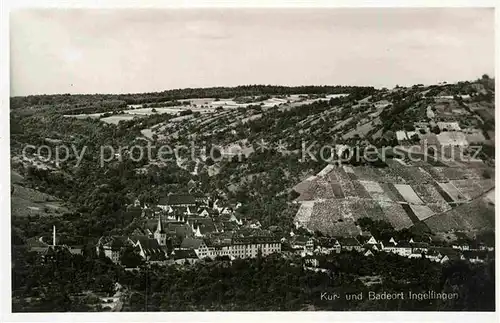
[293,155,495,236]
[393,184,424,204]
[101,115,139,124]
[423,196,494,232]
[11,182,69,218]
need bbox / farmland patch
[393,184,424,205]
[330,183,345,198]
[409,204,435,221]
[377,200,414,230]
[101,115,140,124]
[451,180,483,200]
[334,170,358,198]
[380,183,406,202]
[436,182,467,203]
[360,180,392,202]
[352,181,371,198]
[424,198,494,233]
[294,201,314,226]
[401,203,421,224]
[359,199,387,221]
[441,167,468,180]
[475,179,495,193]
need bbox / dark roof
[204,238,232,247]
[129,235,161,250]
[433,247,461,259]
[232,236,279,245]
[338,237,360,246]
[159,194,196,206]
[187,216,212,223]
[364,243,383,250]
[191,219,217,235]
[180,238,204,249]
[292,235,310,243]
[396,241,412,248]
[173,249,198,260]
[381,239,396,247]
[318,238,339,248]
[357,236,372,244]
[426,248,441,257]
[149,251,167,261]
[100,236,129,250]
[166,222,192,237]
[197,206,213,214]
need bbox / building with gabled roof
[338,237,362,252]
[172,249,199,264]
[432,247,461,263]
[365,236,378,245]
[411,242,429,254]
[393,241,413,257]
[96,235,131,264]
[364,243,383,252]
[363,249,374,257]
[180,237,210,259]
[180,237,205,249]
[197,207,212,217]
[128,235,166,261]
[316,237,341,254]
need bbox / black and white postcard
[2,1,498,322]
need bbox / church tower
[154,213,167,246]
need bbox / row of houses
[134,193,241,217]
[290,235,493,264]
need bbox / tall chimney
[53,225,56,246]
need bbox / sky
[10,8,495,96]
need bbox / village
[25,188,494,270]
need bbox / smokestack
[53,225,56,246]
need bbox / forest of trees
[12,245,495,312]
[10,85,374,112]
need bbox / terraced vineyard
[293,157,495,236]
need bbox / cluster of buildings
[95,194,281,266]
[26,193,493,269]
[290,233,494,267]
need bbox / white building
[180,236,281,260]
